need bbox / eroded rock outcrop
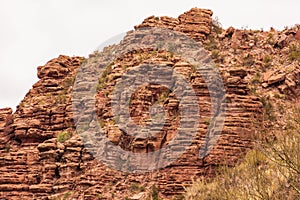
[135,8,213,41]
[0,108,13,149]
[0,56,83,199]
[0,7,299,200]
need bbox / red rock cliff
[1,7,299,200]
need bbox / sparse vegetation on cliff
[185,106,300,200]
[288,44,300,62]
[1,7,300,200]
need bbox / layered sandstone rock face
[135,8,213,41]
[0,56,83,199]
[0,7,299,200]
[0,108,13,149]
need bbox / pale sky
[0,0,299,110]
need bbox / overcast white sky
[0,0,299,110]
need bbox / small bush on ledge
[57,131,72,143]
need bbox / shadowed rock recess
[1,7,300,199]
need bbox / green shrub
[150,185,160,200]
[203,117,210,126]
[289,44,300,62]
[260,97,276,121]
[63,192,71,200]
[211,50,220,60]
[96,193,102,199]
[263,54,273,68]
[267,33,275,45]
[242,54,255,66]
[130,182,145,193]
[99,119,105,128]
[157,89,170,104]
[251,72,261,84]
[97,64,113,91]
[204,35,218,51]
[57,131,72,143]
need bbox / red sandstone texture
[0,8,299,200]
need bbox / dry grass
[184,107,300,200]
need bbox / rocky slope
[0,8,299,200]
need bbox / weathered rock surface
[0,7,299,200]
[0,55,83,199]
[135,8,213,41]
[0,108,13,149]
[295,27,300,40]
